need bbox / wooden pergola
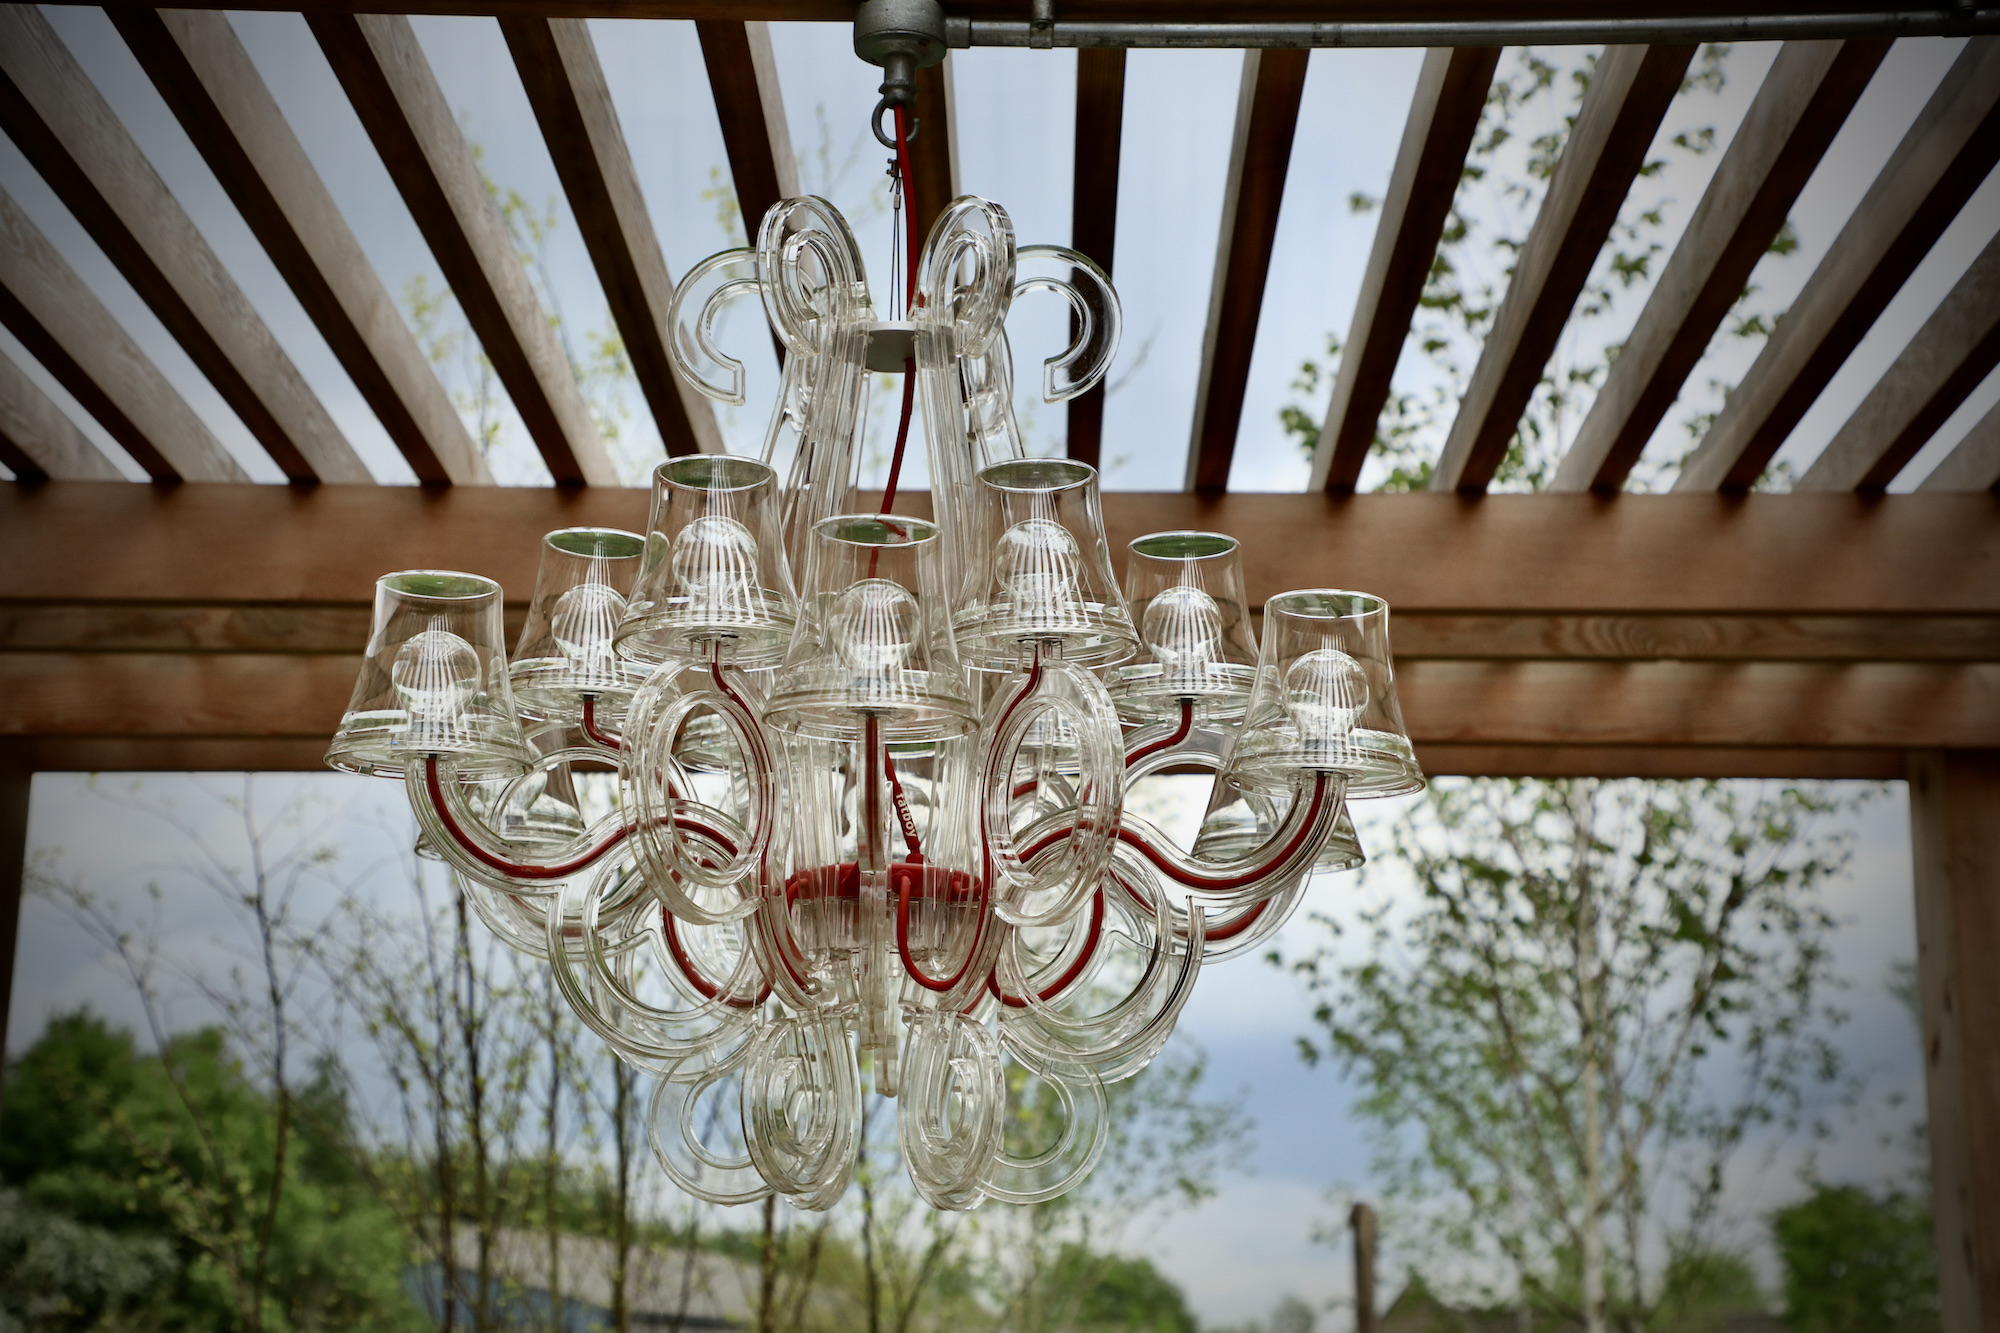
[0,3,1995,1322]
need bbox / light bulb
[550,582,627,667]
[392,627,481,721]
[830,578,920,671]
[1142,585,1224,673]
[1285,647,1368,740]
[995,517,1082,613]
[672,514,760,613]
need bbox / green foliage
[1050,1245,1199,1333]
[1772,1184,1939,1333]
[0,1011,425,1333]
[1283,779,1860,1327]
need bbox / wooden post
[0,741,29,1116]
[1909,751,2000,1332]
[1352,1201,1378,1333]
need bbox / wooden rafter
[1431,42,1694,493]
[308,12,620,485]
[906,56,961,236]
[1186,47,1309,493]
[1309,45,1497,494]
[1921,399,2000,493]
[696,20,798,235]
[0,187,244,482]
[1676,36,2000,492]
[0,4,368,484]
[1066,46,1125,469]
[1798,229,2000,492]
[504,14,724,459]
[112,7,491,486]
[0,351,121,481]
[1552,38,1887,494]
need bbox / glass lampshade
[510,527,651,723]
[616,455,798,668]
[326,570,532,780]
[1226,589,1424,799]
[1108,530,1259,723]
[765,515,977,743]
[953,458,1138,672]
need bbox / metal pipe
[951,11,2000,48]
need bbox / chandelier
[324,43,1424,1211]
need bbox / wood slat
[0,4,368,484]
[1920,398,2000,493]
[7,602,1992,662]
[0,350,123,481]
[504,15,724,459]
[1309,45,1497,494]
[1066,46,1125,469]
[695,19,797,236]
[1419,744,1904,779]
[4,652,1992,749]
[113,7,490,486]
[5,483,1998,615]
[308,12,619,485]
[1677,37,2000,492]
[1186,48,1309,493]
[20,736,333,773]
[0,187,243,482]
[1798,228,2000,492]
[1553,38,1888,494]
[1432,43,1695,493]
[906,55,960,236]
[86,1,2000,23]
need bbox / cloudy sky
[2,13,1984,1326]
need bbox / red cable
[580,695,622,751]
[1125,698,1195,769]
[985,884,1105,1008]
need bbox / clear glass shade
[328,193,1422,1215]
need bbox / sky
[0,13,1981,1328]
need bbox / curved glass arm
[979,1055,1107,1205]
[648,1053,773,1205]
[666,248,761,405]
[900,1012,1005,1208]
[1014,245,1122,403]
[1116,772,1344,901]
[742,1015,861,1211]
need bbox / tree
[1282,779,1859,1332]
[0,1011,424,1331]
[1771,1184,1939,1333]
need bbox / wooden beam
[1677,37,2000,493]
[1553,39,1888,494]
[308,12,619,485]
[1798,228,2000,492]
[1422,743,1902,780]
[4,483,1998,615]
[0,187,243,482]
[905,55,960,237]
[1309,45,1497,494]
[1186,48,1309,493]
[1909,750,2000,1332]
[0,4,368,484]
[503,15,723,459]
[1066,46,1125,469]
[1921,398,2000,494]
[695,19,797,237]
[11,602,1992,663]
[112,7,489,486]
[1432,43,1695,494]
[2,652,1992,749]
[0,350,122,481]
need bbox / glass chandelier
[326,100,1423,1212]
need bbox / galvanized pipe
[949,11,2000,48]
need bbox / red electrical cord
[580,695,622,751]
[984,883,1105,1008]
[1124,698,1195,768]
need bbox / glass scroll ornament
[328,194,1424,1212]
